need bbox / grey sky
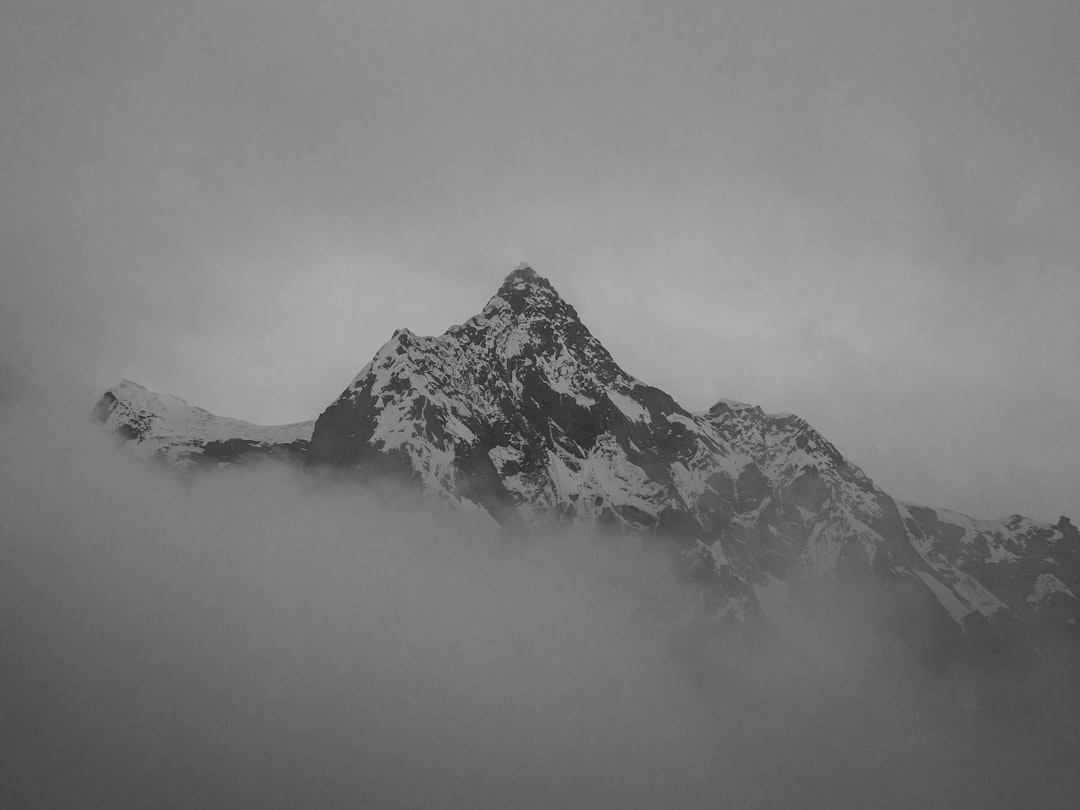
[1,0,1077,522]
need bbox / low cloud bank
[1,385,1077,809]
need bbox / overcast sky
[1,0,1077,522]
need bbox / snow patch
[607,389,650,424]
[915,571,969,624]
[1028,574,1077,607]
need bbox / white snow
[1028,573,1076,607]
[663,411,698,431]
[608,389,650,424]
[545,372,597,407]
[949,568,1010,617]
[488,445,523,472]
[897,503,1009,618]
[914,571,970,624]
[103,380,314,465]
[502,327,529,358]
[801,522,843,576]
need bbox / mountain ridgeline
[96,264,1080,682]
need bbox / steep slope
[94,379,313,468]
[310,265,709,533]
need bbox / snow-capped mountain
[96,264,1080,673]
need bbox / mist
[2,383,1077,808]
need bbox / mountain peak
[499,261,548,291]
[489,262,580,325]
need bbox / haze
[2,387,1077,808]
[1,1,1076,522]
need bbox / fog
[2,384,1077,808]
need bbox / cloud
[2,384,1078,808]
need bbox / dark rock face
[99,265,1080,675]
[198,437,309,467]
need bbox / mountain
[96,264,1080,679]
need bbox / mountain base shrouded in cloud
[4,387,1080,809]
[95,266,1080,686]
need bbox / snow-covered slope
[98,265,1080,669]
[94,379,313,468]
[311,266,708,531]
[899,504,1080,668]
